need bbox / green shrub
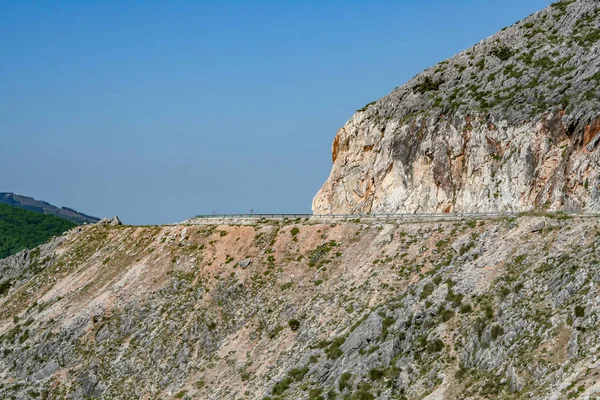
[440,308,455,321]
[272,377,293,395]
[414,76,444,94]
[459,304,472,314]
[484,305,494,319]
[0,280,12,296]
[326,337,346,359]
[368,368,385,381]
[427,339,445,353]
[574,305,585,318]
[18,330,29,344]
[268,325,284,339]
[491,324,504,340]
[420,283,435,300]
[474,317,488,338]
[288,367,309,381]
[353,382,374,400]
[514,283,524,293]
[455,364,469,379]
[288,319,300,331]
[308,388,324,400]
[446,287,464,308]
[339,372,352,391]
[357,101,377,112]
[490,45,513,61]
[380,316,394,341]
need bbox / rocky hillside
[0,193,99,225]
[0,214,599,399]
[313,0,600,215]
[3,2,600,399]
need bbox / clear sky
[1,0,551,225]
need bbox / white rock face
[313,112,600,214]
[313,0,600,215]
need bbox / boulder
[98,216,122,226]
[451,234,471,254]
[530,221,545,233]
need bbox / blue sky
[0,0,551,225]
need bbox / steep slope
[313,0,600,215]
[0,203,75,259]
[0,193,99,225]
[0,214,599,399]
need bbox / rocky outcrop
[314,0,600,215]
[0,233,69,296]
[98,216,122,226]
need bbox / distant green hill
[0,203,75,259]
[0,193,99,225]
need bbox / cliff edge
[314,0,600,215]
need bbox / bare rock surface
[0,214,598,399]
[98,216,122,226]
[314,0,600,215]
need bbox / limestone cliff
[313,0,600,215]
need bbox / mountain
[0,214,598,399]
[314,0,600,215]
[0,203,75,259]
[2,1,600,399]
[0,193,99,225]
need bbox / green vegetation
[475,58,486,71]
[268,323,285,338]
[291,227,300,241]
[339,372,352,391]
[326,337,346,359]
[0,192,99,224]
[445,281,464,308]
[426,339,444,353]
[309,241,339,268]
[550,0,576,14]
[368,368,385,381]
[288,319,300,331]
[289,367,309,382]
[357,101,377,112]
[414,76,444,94]
[420,283,435,300]
[0,203,75,259]
[490,45,514,61]
[491,324,505,340]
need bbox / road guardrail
[189,211,595,221]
